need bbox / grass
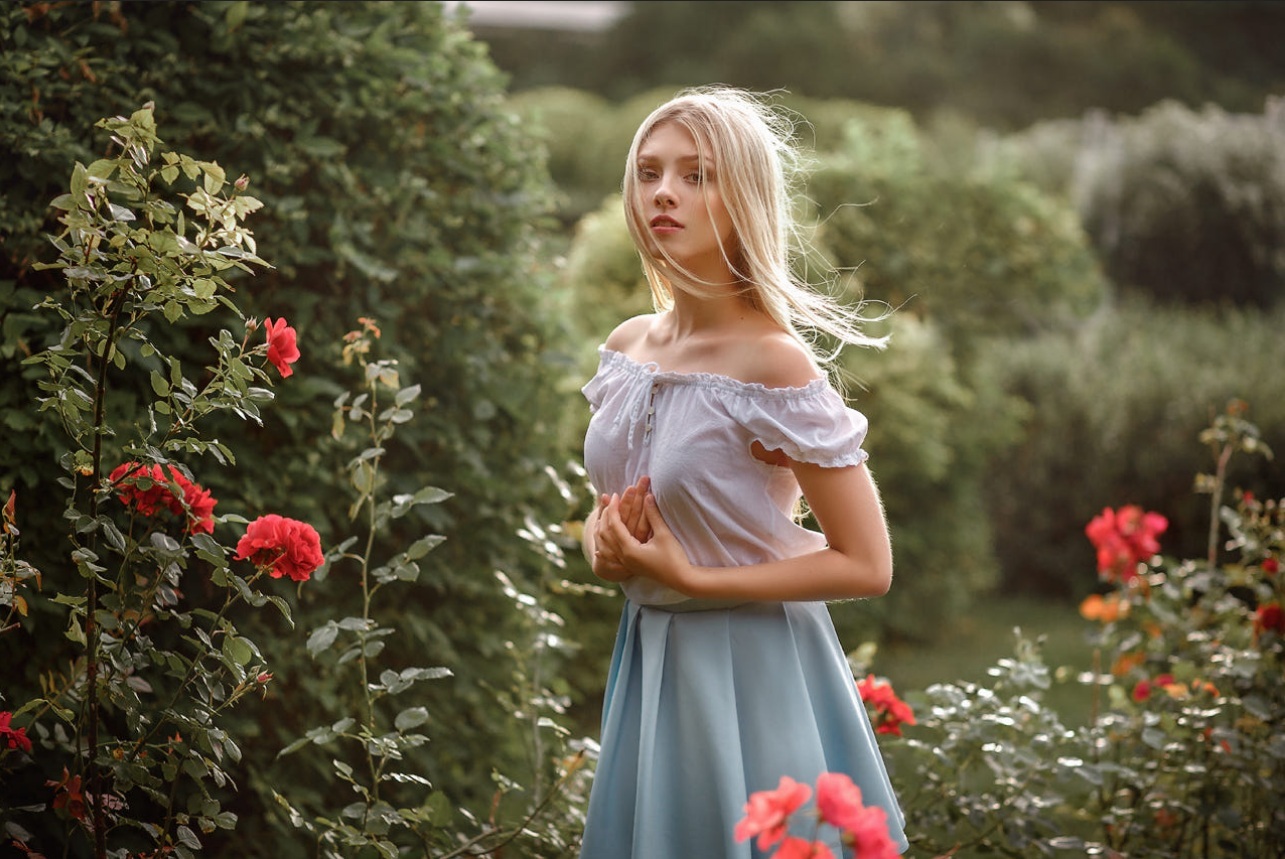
[864,593,1101,727]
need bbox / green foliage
[810,111,1108,350]
[505,87,624,226]
[981,298,1285,598]
[877,406,1284,856]
[557,195,650,371]
[0,1,582,837]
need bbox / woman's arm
[596,460,893,601]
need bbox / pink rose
[733,775,812,851]
[815,772,865,832]
[774,836,835,859]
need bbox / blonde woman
[579,86,908,857]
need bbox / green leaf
[177,824,201,849]
[150,370,170,397]
[222,635,254,667]
[394,707,429,731]
[101,519,128,553]
[306,623,339,657]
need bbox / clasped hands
[590,476,695,593]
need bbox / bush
[0,0,583,847]
[809,110,1108,351]
[981,297,1285,598]
[985,98,1285,309]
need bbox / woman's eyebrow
[637,152,702,163]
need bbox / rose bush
[878,400,1283,857]
[0,106,325,859]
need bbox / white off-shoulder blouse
[582,346,870,606]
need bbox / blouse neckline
[597,346,831,399]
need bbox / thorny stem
[81,281,133,859]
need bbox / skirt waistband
[640,598,750,614]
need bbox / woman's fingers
[617,477,652,542]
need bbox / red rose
[857,674,916,736]
[1085,505,1168,583]
[1263,558,1279,576]
[815,771,864,832]
[0,711,31,753]
[846,803,900,859]
[110,462,217,534]
[234,514,323,582]
[263,317,300,378]
[110,462,169,516]
[1254,603,1284,638]
[773,837,835,859]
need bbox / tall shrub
[984,98,1285,308]
[0,0,579,839]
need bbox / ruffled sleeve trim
[726,384,870,469]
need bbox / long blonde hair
[621,85,889,361]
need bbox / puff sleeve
[727,382,869,468]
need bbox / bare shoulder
[603,314,657,354]
[733,329,823,389]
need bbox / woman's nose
[654,179,675,208]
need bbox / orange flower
[1080,592,1130,623]
[47,767,86,820]
[1111,651,1145,677]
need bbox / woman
[578,86,908,857]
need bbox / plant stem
[1206,443,1233,568]
[359,381,383,804]
[82,287,131,859]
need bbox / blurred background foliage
[2,0,1284,854]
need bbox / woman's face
[634,121,736,282]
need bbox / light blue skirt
[579,598,909,858]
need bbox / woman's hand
[600,492,697,594]
[589,476,652,581]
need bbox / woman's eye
[638,169,658,181]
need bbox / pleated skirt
[578,598,908,858]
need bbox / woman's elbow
[858,551,893,598]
